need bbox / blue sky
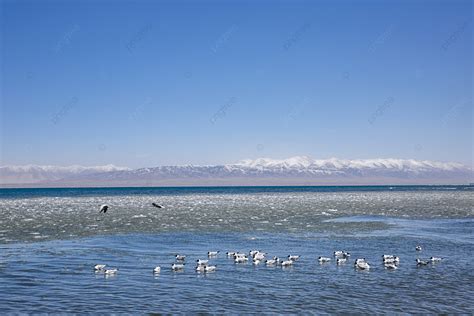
[1,0,472,168]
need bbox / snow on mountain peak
[234,156,468,172]
[0,157,471,186]
[236,156,315,169]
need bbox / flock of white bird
[95,205,443,275]
[93,245,443,276]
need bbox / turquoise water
[0,186,473,313]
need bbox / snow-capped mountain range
[1,156,472,187]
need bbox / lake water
[0,186,473,313]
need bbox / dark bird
[152,203,163,208]
[99,204,108,213]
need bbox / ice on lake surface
[0,186,473,313]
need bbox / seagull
[265,257,279,265]
[354,258,366,266]
[416,245,422,251]
[226,252,237,257]
[94,264,106,271]
[382,255,396,260]
[430,257,443,263]
[253,252,266,261]
[99,204,108,213]
[383,256,400,264]
[318,256,331,263]
[384,263,398,270]
[336,258,347,265]
[152,203,163,208]
[175,255,186,261]
[235,256,249,263]
[196,265,206,272]
[253,259,262,265]
[416,259,429,266]
[153,266,161,273]
[104,268,118,275]
[172,263,185,271]
[288,255,300,261]
[281,260,293,267]
[355,261,370,270]
[205,265,216,272]
[208,251,219,257]
[249,250,260,257]
[233,253,246,259]
[196,259,209,266]
[334,251,351,258]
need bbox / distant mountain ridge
[1,157,472,187]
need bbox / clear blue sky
[1,0,472,168]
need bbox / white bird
[99,204,108,213]
[430,257,443,262]
[153,266,161,273]
[171,263,185,271]
[383,256,400,264]
[208,251,219,257]
[384,263,397,270]
[281,260,293,267]
[334,251,351,258]
[288,255,300,261]
[104,268,118,275]
[265,258,278,265]
[354,258,366,265]
[196,259,209,266]
[249,250,260,257]
[337,258,347,265]
[253,259,261,265]
[356,261,370,270]
[205,265,216,272]
[226,252,237,257]
[175,255,186,261]
[416,245,422,251]
[416,259,429,266]
[233,253,246,259]
[195,265,206,272]
[235,256,248,263]
[318,256,331,263]
[382,254,395,259]
[94,264,106,271]
[253,252,266,261]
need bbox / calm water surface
[0,186,473,313]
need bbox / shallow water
[0,186,473,313]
